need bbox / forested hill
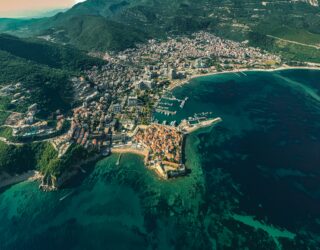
[0,34,102,71]
[0,35,103,116]
[0,0,319,56]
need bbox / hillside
[42,15,149,51]
[0,34,102,70]
[0,141,91,185]
[0,0,320,60]
[0,34,105,179]
[0,35,103,116]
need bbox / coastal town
[1,32,283,180]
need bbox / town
[1,32,281,179]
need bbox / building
[128,96,138,107]
[113,103,122,113]
[168,68,177,80]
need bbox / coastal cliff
[39,153,101,191]
[0,142,95,191]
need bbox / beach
[112,147,148,158]
[0,170,41,189]
[168,65,320,90]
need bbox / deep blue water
[1,69,320,249]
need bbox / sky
[0,0,86,18]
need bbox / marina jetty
[179,117,222,134]
[155,93,189,116]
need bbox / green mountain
[42,15,148,51]
[1,0,320,57]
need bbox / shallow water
[1,69,320,249]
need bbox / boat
[116,154,122,166]
[59,191,74,201]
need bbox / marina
[155,93,189,116]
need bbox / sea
[0,69,320,250]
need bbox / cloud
[0,0,76,18]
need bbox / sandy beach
[0,170,41,189]
[168,65,320,90]
[112,147,148,158]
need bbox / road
[0,137,23,146]
[267,35,320,50]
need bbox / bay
[1,69,320,249]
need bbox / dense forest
[0,141,92,178]
[0,34,102,71]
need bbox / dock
[155,108,177,116]
[179,117,222,134]
[180,97,188,109]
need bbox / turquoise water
[1,69,320,249]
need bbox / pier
[155,108,177,116]
[180,97,188,109]
[179,117,222,134]
[156,94,188,116]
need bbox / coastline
[168,65,320,90]
[0,170,42,190]
[182,117,223,134]
[112,147,148,156]
[2,66,320,190]
[112,147,149,163]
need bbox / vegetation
[0,50,72,115]
[37,143,93,177]
[0,140,93,178]
[0,35,103,179]
[0,34,103,71]
[0,127,13,140]
[44,16,149,52]
[0,0,320,181]
[249,32,320,63]
[0,112,10,126]
[0,36,104,116]
[0,141,41,174]
[1,0,320,60]
[264,26,320,46]
[36,143,59,175]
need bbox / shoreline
[168,65,320,90]
[0,170,42,190]
[182,117,223,134]
[111,147,147,156]
[112,147,149,160]
[2,66,320,190]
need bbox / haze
[0,0,84,18]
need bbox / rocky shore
[39,154,102,191]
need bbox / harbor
[179,117,223,134]
[155,93,189,116]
